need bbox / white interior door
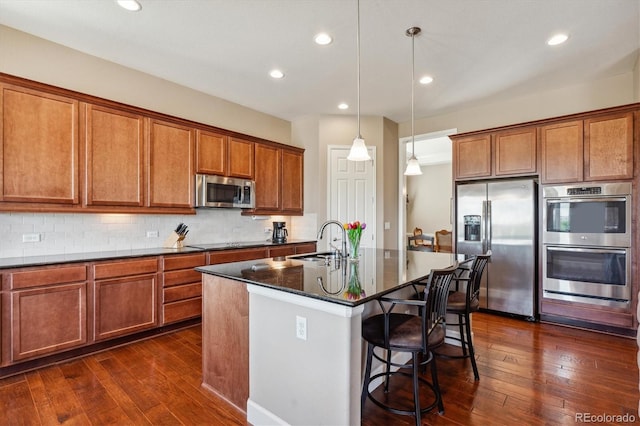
[327,146,376,251]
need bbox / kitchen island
[196,248,460,425]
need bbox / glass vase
[348,233,361,262]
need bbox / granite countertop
[0,239,317,269]
[197,248,464,307]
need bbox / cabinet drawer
[269,246,296,257]
[208,248,268,264]
[93,258,158,280]
[164,269,202,287]
[163,253,206,271]
[164,283,202,303]
[9,265,87,290]
[294,243,317,254]
[163,297,202,324]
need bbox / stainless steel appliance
[542,182,632,308]
[456,179,536,318]
[272,221,288,243]
[195,174,255,209]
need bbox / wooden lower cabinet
[0,243,317,371]
[1,265,88,364]
[9,283,87,362]
[93,258,158,341]
[540,299,634,332]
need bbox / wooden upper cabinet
[228,137,254,179]
[494,127,537,176]
[195,132,254,178]
[196,129,226,175]
[249,144,304,215]
[584,112,633,181]
[83,104,144,206]
[148,118,194,208]
[540,120,583,184]
[0,83,79,204]
[254,143,281,211]
[281,149,303,214]
[453,134,491,179]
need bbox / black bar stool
[361,264,457,425]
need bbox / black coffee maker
[272,221,288,243]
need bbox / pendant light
[404,26,423,176]
[347,0,371,162]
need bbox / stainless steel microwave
[195,174,255,209]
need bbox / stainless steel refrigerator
[456,178,536,319]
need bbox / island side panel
[201,274,249,413]
[246,285,363,426]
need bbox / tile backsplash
[0,210,318,259]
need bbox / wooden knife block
[163,231,184,249]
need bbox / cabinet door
[540,121,583,184]
[453,134,491,179]
[196,129,226,175]
[94,274,157,341]
[228,137,254,178]
[494,127,537,176]
[281,149,303,214]
[254,143,281,210]
[10,283,87,361]
[148,119,194,208]
[1,84,79,204]
[84,104,144,206]
[584,112,633,181]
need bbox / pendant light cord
[356,0,361,139]
[411,29,415,157]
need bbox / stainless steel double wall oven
[542,182,632,308]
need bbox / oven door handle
[546,246,627,255]
[545,197,628,204]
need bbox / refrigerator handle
[486,200,492,251]
[482,200,487,253]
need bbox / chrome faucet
[317,220,347,258]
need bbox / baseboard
[247,398,289,426]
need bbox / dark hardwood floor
[0,312,637,425]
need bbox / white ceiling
[0,0,638,124]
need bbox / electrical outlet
[22,233,41,243]
[296,316,307,340]
[146,230,159,238]
[264,227,272,233]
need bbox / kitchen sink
[288,251,342,262]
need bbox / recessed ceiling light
[314,33,333,45]
[269,69,284,79]
[338,103,349,110]
[547,33,569,46]
[116,0,142,12]
[419,75,434,85]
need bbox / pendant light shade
[347,0,371,162]
[404,156,422,175]
[404,26,422,176]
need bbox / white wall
[400,72,637,138]
[406,163,453,238]
[293,115,399,249]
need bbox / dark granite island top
[197,248,461,425]
[196,248,462,307]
